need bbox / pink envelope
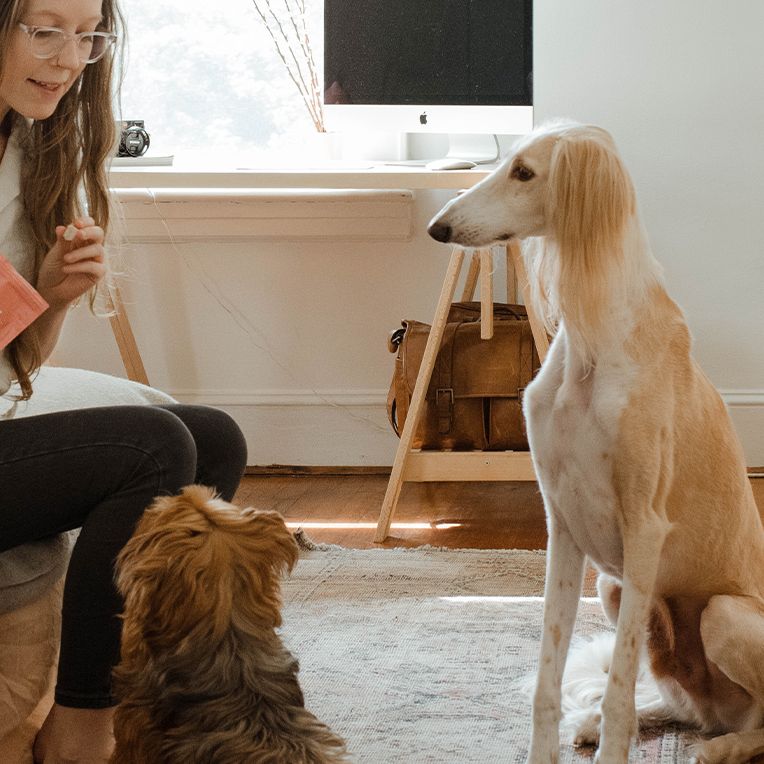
[0,255,49,350]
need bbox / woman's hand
[35,216,106,309]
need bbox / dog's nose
[428,220,452,243]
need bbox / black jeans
[0,404,247,708]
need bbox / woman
[0,1,248,761]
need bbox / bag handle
[386,380,400,436]
[388,326,405,354]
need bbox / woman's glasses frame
[17,23,117,64]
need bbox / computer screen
[323,0,533,136]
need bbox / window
[118,0,324,163]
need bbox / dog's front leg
[596,518,667,764]
[528,516,586,764]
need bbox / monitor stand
[385,134,501,169]
[443,133,501,164]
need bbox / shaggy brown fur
[110,485,348,763]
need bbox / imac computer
[323,0,533,167]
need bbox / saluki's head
[429,122,644,363]
[428,120,635,253]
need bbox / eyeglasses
[18,23,117,64]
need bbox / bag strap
[435,321,460,435]
[517,322,535,401]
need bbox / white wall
[53,0,764,466]
[53,187,464,466]
[533,0,764,464]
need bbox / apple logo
[419,112,428,125]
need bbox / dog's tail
[560,631,668,744]
[561,631,662,720]
[115,484,299,645]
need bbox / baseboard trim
[245,464,763,477]
[721,390,764,406]
[165,389,764,468]
[171,388,764,407]
[245,464,392,476]
[170,389,388,407]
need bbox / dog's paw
[564,708,601,748]
[526,739,559,764]
[592,753,626,764]
[573,713,601,748]
[526,752,558,764]
[689,733,757,764]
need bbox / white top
[0,123,35,395]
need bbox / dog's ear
[114,493,180,599]
[545,128,636,354]
[232,508,299,629]
[547,127,635,264]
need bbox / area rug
[281,546,697,763]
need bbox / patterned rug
[281,546,697,763]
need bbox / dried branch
[283,0,322,118]
[251,0,325,132]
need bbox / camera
[117,120,150,158]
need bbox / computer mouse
[425,158,478,171]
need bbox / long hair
[528,124,638,366]
[0,0,125,398]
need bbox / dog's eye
[511,164,535,182]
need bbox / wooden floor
[233,473,764,550]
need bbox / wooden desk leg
[461,251,480,301]
[479,248,494,340]
[508,240,549,363]
[375,246,466,542]
[105,283,150,386]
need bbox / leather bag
[386,302,541,451]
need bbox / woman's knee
[113,406,198,494]
[208,408,248,469]
[158,405,247,500]
[208,409,248,499]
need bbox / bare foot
[33,703,115,763]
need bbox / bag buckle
[436,388,454,404]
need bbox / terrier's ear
[113,493,177,598]
[236,509,299,628]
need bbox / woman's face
[0,0,103,122]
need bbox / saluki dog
[428,121,764,763]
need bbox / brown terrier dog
[111,485,348,763]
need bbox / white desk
[105,162,498,386]
[109,163,495,191]
[109,164,498,243]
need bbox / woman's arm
[33,301,69,362]
[34,216,106,361]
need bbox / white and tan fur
[428,121,764,763]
